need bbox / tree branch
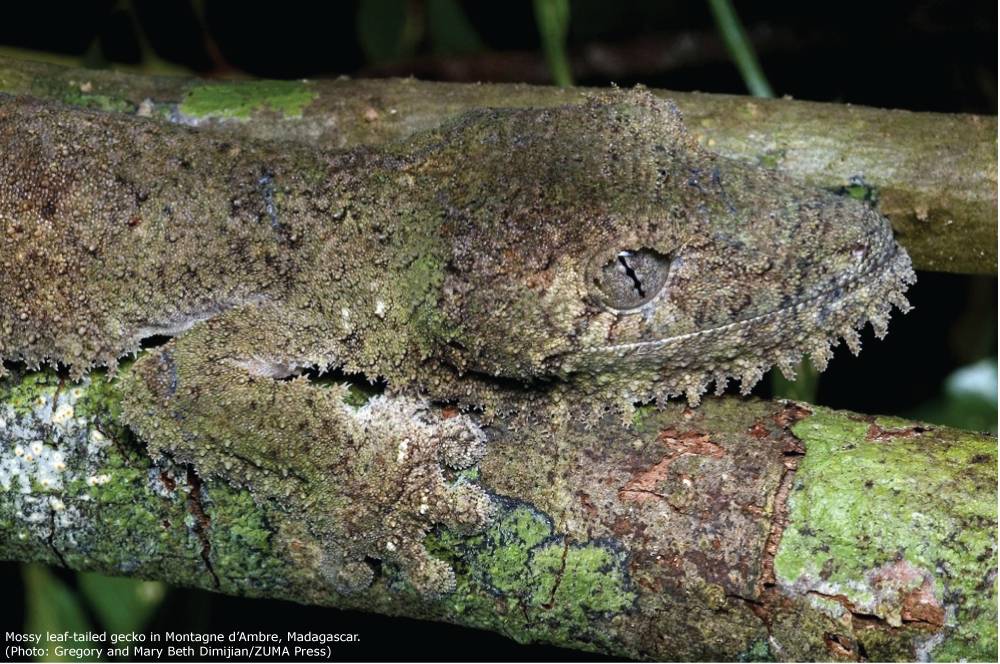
[0,366,995,660]
[1,55,995,274]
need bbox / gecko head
[421,90,916,404]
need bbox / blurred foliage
[357,0,422,64]
[533,0,573,86]
[77,572,166,637]
[106,0,189,75]
[427,0,485,55]
[911,358,998,433]
[23,565,96,662]
[771,361,820,403]
[357,0,486,64]
[21,567,166,661]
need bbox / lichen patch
[774,407,997,660]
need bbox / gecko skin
[0,90,914,594]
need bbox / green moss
[775,407,997,661]
[0,370,58,414]
[342,383,379,408]
[205,487,285,593]
[475,505,552,592]
[630,403,657,431]
[834,177,879,204]
[65,92,135,114]
[179,80,317,120]
[426,500,635,655]
[0,62,33,93]
[454,466,480,482]
[738,637,774,662]
[0,365,231,591]
[60,435,207,584]
[529,542,634,617]
[73,366,131,432]
[398,252,454,349]
[20,78,137,115]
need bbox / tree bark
[0,366,995,661]
[0,55,995,274]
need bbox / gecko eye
[594,249,672,311]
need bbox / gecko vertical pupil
[595,249,671,310]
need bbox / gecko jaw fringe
[713,247,915,405]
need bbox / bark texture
[0,55,995,274]
[0,366,996,661]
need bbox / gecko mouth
[568,244,916,404]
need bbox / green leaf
[706,0,774,98]
[533,0,573,87]
[78,572,167,636]
[427,0,485,55]
[23,565,98,663]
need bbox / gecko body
[0,90,914,595]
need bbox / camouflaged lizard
[0,89,915,595]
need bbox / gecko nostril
[594,249,672,311]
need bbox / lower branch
[1,366,995,661]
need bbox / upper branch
[1,55,996,274]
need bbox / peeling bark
[0,55,995,274]
[1,367,995,661]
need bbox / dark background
[0,0,996,661]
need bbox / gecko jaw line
[588,247,904,355]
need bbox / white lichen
[0,375,125,545]
[52,402,75,426]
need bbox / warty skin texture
[0,90,914,405]
[0,91,915,594]
[406,91,916,405]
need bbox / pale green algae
[179,80,317,120]
[425,501,635,653]
[774,407,997,661]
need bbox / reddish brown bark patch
[901,581,946,626]
[870,560,946,627]
[773,402,812,428]
[756,403,807,590]
[617,429,725,503]
[758,451,800,588]
[823,631,858,658]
